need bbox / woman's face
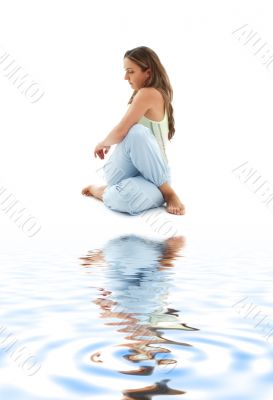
[123,57,151,90]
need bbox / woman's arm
[100,124,127,146]
[100,88,154,147]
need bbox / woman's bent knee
[102,185,132,214]
[102,177,165,216]
[124,124,149,142]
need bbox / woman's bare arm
[100,88,154,146]
[99,124,127,146]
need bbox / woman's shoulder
[137,87,165,121]
[133,87,163,108]
[140,86,162,98]
[138,87,164,107]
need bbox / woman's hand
[94,142,111,159]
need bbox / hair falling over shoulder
[124,46,176,141]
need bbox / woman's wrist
[100,139,108,147]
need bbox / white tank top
[138,108,169,164]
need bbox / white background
[0,0,273,251]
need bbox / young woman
[82,46,185,216]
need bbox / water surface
[1,233,273,399]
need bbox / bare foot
[81,185,107,201]
[82,185,94,196]
[158,182,185,216]
[164,192,185,215]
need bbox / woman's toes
[166,204,185,215]
[167,206,175,215]
[82,186,93,196]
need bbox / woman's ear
[144,69,151,85]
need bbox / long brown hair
[124,46,175,141]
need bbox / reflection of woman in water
[82,46,185,216]
[79,235,198,399]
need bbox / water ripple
[1,234,273,399]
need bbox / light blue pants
[102,123,171,215]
